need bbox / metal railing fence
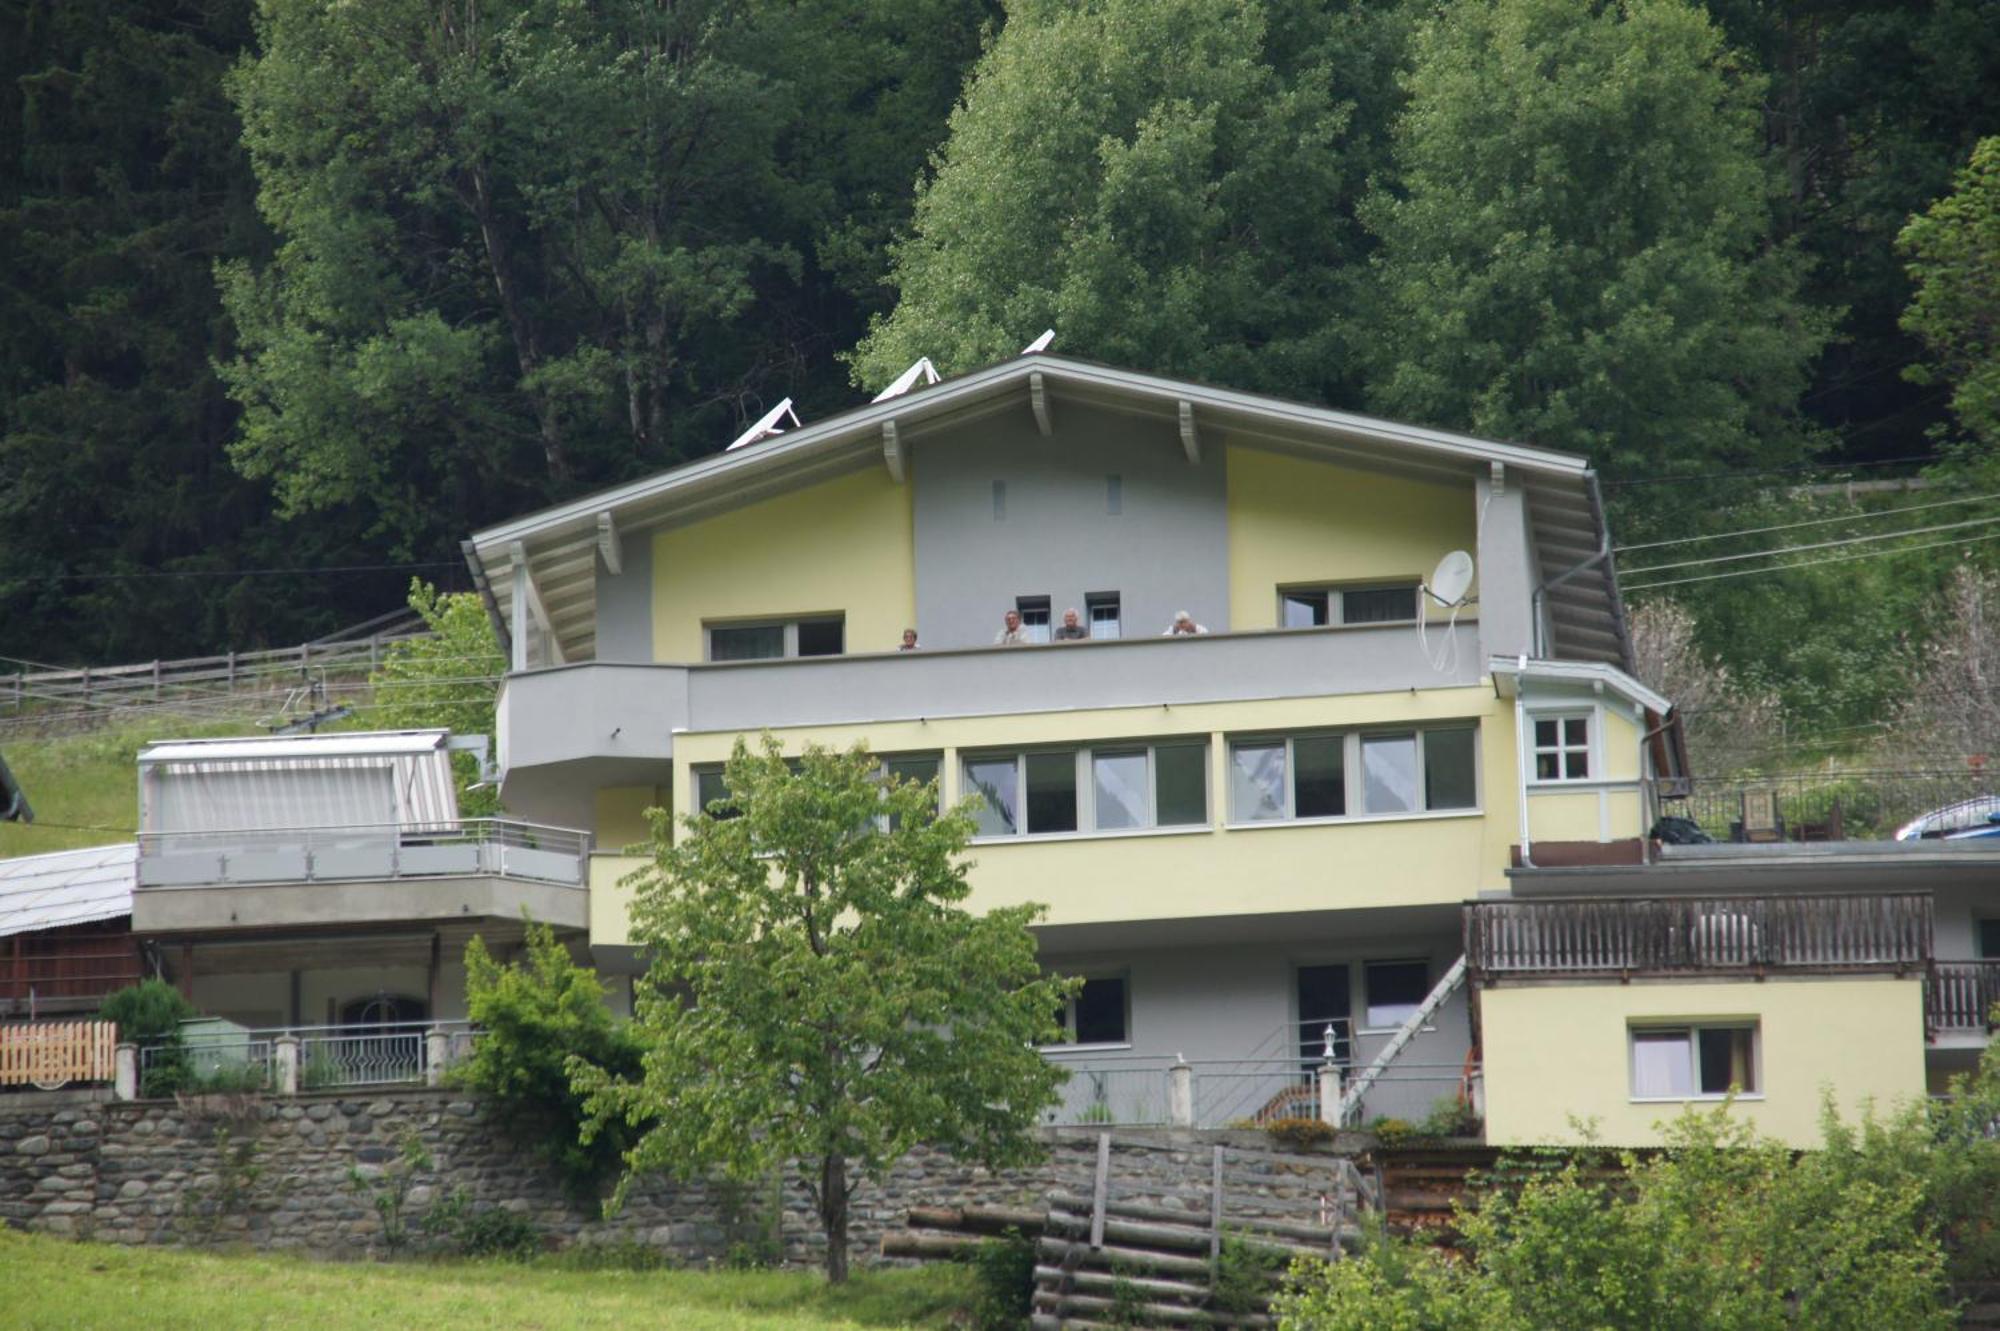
[137,819,590,888]
[137,1020,474,1094]
[1043,1056,1174,1127]
[1653,770,2000,843]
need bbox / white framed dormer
[1528,710,1597,784]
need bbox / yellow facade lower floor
[1479,975,1928,1149]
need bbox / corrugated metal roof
[0,843,135,939]
[138,730,448,765]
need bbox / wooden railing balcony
[1928,961,2000,1035]
[1465,893,1933,980]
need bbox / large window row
[963,742,1207,838]
[1228,727,1477,823]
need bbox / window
[1088,592,1122,640]
[705,616,844,661]
[1017,596,1052,644]
[1229,727,1476,822]
[1533,714,1591,781]
[693,767,737,819]
[880,755,942,830]
[1364,961,1429,1029]
[1052,975,1129,1046]
[966,742,1209,838]
[1630,1023,1757,1099]
[1278,584,1421,628]
[1981,919,2000,960]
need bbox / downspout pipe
[460,539,513,666]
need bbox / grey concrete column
[1168,1060,1193,1128]
[1317,1061,1342,1126]
[1474,472,1537,659]
[425,1026,450,1087]
[114,1043,137,1101]
[273,1034,300,1096]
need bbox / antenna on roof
[724,398,802,452]
[1021,329,1055,355]
[872,357,941,403]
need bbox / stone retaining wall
[0,1089,1368,1264]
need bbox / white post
[1168,1058,1193,1128]
[1318,1061,1342,1126]
[425,1026,450,1087]
[273,1034,300,1096]
[114,1043,138,1101]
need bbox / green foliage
[456,921,644,1200]
[367,580,506,813]
[1213,1235,1284,1318]
[1361,0,1831,540]
[1368,1118,1416,1149]
[715,1173,785,1270]
[855,0,1420,406]
[1416,1097,1479,1141]
[99,979,195,1044]
[1901,136,2000,451]
[531,1238,675,1272]
[1262,1117,1335,1151]
[575,735,1077,1282]
[177,1125,267,1246]
[961,1230,1037,1331]
[420,1187,543,1260]
[347,1131,434,1257]
[1278,1108,1956,1331]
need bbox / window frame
[1086,591,1123,640]
[963,740,1212,841]
[1529,710,1595,783]
[876,752,944,831]
[1361,959,1432,1032]
[703,614,846,662]
[1226,725,1480,825]
[1046,972,1132,1050]
[1015,595,1052,644]
[1628,1020,1761,1102]
[1276,581,1424,629]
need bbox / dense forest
[2,0,1997,760]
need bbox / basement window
[1631,1023,1758,1099]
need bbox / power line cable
[1621,512,2000,578]
[1603,453,1942,489]
[25,560,460,584]
[1614,490,2000,554]
[1623,528,2000,593]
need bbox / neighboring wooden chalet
[0,844,143,1020]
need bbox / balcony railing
[1651,770,2000,844]
[137,1020,476,1094]
[136,819,589,889]
[1929,962,2000,1035]
[1465,894,1933,979]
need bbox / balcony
[1465,893,1933,980]
[1651,769,2000,844]
[499,619,1486,779]
[132,819,589,934]
[1929,961,2000,1038]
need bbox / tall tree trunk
[463,162,571,483]
[820,1152,850,1283]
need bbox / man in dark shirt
[1053,607,1089,641]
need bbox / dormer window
[705,616,844,662]
[1278,584,1420,628]
[1532,715,1591,781]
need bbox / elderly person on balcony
[1052,608,1088,641]
[994,610,1030,646]
[1162,611,1209,636]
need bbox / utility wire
[1621,512,2000,578]
[1614,490,2000,554]
[27,560,459,583]
[1623,528,2000,593]
[1603,453,1942,489]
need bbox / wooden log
[1049,1191,1347,1246]
[1030,1290,1273,1328]
[881,1232,984,1260]
[1031,1264,1215,1304]
[1047,1208,1347,1261]
[1036,1235,1215,1279]
[904,1203,1046,1235]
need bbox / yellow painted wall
[1599,708,1642,781]
[1480,977,1928,1149]
[1526,790,1602,842]
[584,684,1523,947]
[651,468,916,662]
[594,786,665,851]
[1224,446,1475,630]
[590,853,649,949]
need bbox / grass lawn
[0,1229,978,1330]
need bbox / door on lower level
[1296,963,1352,1071]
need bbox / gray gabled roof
[0,843,136,938]
[467,354,1626,668]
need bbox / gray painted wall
[1474,477,1538,660]
[911,403,1229,649]
[593,543,655,662]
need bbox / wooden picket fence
[0,1020,119,1089]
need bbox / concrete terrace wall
[0,1089,1364,1264]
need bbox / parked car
[1894,795,2000,841]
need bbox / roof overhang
[138,730,449,766]
[1509,839,2000,897]
[468,355,1613,665]
[1488,655,1672,717]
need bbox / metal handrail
[135,819,590,887]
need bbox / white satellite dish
[1021,328,1055,355]
[1426,550,1475,607]
[724,398,801,452]
[871,357,941,403]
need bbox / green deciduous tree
[367,581,505,812]
[574,736,1074,1282]
[1900,136,2000,451]
[1359,0,1834,538]
[853,0,1419,404]
[458,922,643,1199]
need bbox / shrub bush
[99,979,196,1097]
[1263,1117,1336,1150]
[962,1230,1037,1331]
